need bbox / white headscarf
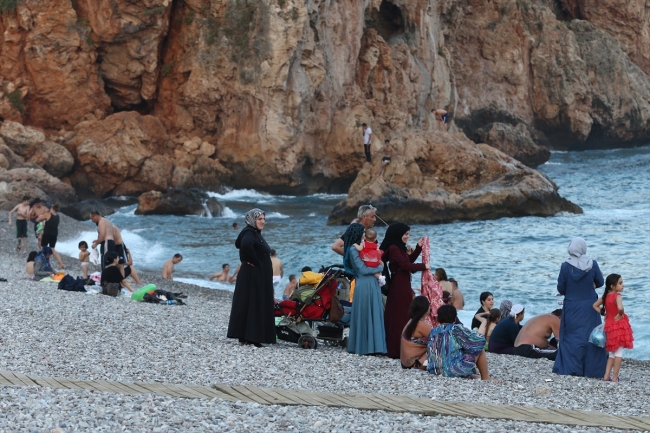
[566,237,593,271]
[509,304,524,317]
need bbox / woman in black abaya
[227,208,276,347]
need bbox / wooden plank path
[0,370,648,430]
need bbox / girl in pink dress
[592,273,634,382]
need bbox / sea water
[55,147,650,359]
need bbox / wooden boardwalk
[0,370,647,430]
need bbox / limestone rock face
[65,112,171,197]
[0,0,111,128]
[26,141,75,178]
[152,0,452,193]
[135,188,224,216]
[558,0,650,75]
[476,122,550,167]
[328,132,581,225]
[73,0,173,109]
[0,121,45,158]
[447,0,650,150]
[0,138,26,170]
[0,179,49,210]
[0,168,78,206]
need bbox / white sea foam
[308,212,316,217]
[207,189,291,202]
[56,229,166,267]
[266,212,289,219]
[115,206,137,217]
[220,206,238,218]
[308,193,348,200]
[543,162,563,165]
[176,277,234,292]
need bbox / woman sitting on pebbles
[401,296,433,370]
[26,251,37,279]
[101,252,135,293]
[427,305,493,380]
[470,291,494,330]
[33,247,55,279]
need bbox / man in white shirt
[362,123,372,162]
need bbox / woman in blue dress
[553,238,607,378]
[343,223,387,355]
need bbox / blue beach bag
[588,323,606,348]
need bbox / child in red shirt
[353,228,383,267]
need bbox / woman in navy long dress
[553,238,607,378]
[381,223,430,359]
[227,208,276,347]
[344,223,387,355]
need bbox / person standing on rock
[90,210,115,271]
[331,204,377,258]
[227,209,276,347]
[8,195,30,253]
[380,223,430,359]
[362,123,373,163]
[431,108,449,132]
[36,203,65,269]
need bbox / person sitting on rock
[514,309,561,361]
[488,304,525,355]
[426,304,493,380]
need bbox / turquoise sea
[56,147,650,359]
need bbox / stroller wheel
[340,337,348,349]
[298,335,317,350]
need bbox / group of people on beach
[8,197,147,294]
[225,204,634,383]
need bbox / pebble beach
[0,211,647,432]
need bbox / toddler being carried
[353,228,383,268]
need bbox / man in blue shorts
[432,108,449,132]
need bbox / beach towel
[420,236,444,328]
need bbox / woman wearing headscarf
[34,246,55,278]
[345,222,387,355]
[226,209,276,347]
[380,223,430,359]
[553,238,607,378]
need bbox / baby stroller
[274,267,350,349]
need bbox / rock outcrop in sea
[1,0,648,218]
[327,132,581,225]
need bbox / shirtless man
[431,108,449,132]
[29,198,48,248]
[8,196,30,253]
[112,225,127,264]
[209,264,236,283]
[270,249,284,285]
[513,309,561,360]
[162,253,182,280]
[332,204,377,256]
[90,210,114,270]
[448,278,465,310]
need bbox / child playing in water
[592,273,634,382]
[283,275,298,300]
[352,228,383,268]
[78,241,90,278]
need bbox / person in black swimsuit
[379,139,394,178]
[37,203,65,269]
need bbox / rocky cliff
[1,0,648,219]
